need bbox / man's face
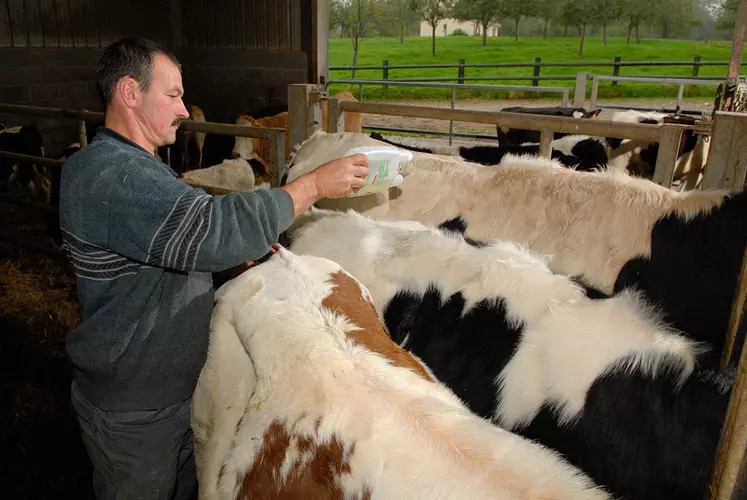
[136,54,190,148]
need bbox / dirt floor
[0,203,93,499]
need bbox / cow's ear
[588,108,603,119]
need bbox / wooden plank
[337,100,673,142]
[327,97,341,133]
[69,0,85,47]
[234,0,243,49]
[224,0,235,49]
[0,0,13,47]
[39,0,58,47]
[8,0,28,46]
[97,0,114,45]
[290,0,301,50]
[82,0,98,47]
[287,83,311,152]
[539,129,553,158]
[268,128,285,187]
[53,0,70,47]
[256,0,267,49]
[26,0,43,46]
[709,333,747,500]
[651,125,682,187]
[702,112,747,191]
[311,0,328,84]
[244,0,255,49]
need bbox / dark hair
[95,37,181,107]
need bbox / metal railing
[330,56,746,88]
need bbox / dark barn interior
[0,1,326,497]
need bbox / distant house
[419,19,501,37]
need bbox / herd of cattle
[1,102,744,499]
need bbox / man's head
[96,38,189,149]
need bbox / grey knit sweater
[59,127,295,411]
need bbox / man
[60,37,368,500]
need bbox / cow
[369,131,609,172]
[286,208,734,500]
[0,124,49,203]
[178,157,269,195]
[173,104,207,173]
[496,106,603,145]
[605,110,710,186]
[190,247,611,500]
[282,131,747,365]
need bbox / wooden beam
[288,84,313,153]
[327,97,341,133]
[728,0,747,84]
[335,100,685,142]
[310,0,328,85]
[651,125,682,187]
[702,112,747,191]
[268,129,286,188]
[0,151,64,167]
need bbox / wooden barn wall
[0,0,309,156]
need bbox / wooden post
[574,71,588,108]
[693,55,702,78]
[76,119,88,147]
[709,320,747,500]
[701,112,747,191]
[309,86,324,136]
[311,0,329,85]
[383,60,389,91]
[327,97,342,133]
[651,125,682,187]
[458,59,465,85]
[288,84,314,155]
[533,57,542,87]
[612,56,621,86]
[727,0,747,85]
[268,129,286,188]
[539,129,553,157]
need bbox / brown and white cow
[191,248,610,500]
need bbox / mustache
[172,118,184,126]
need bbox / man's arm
[106,154,368,273]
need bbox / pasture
[328,36,741,101]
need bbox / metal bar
[597,104,709,116]
[562,89,570,108]
[0,150,64,167]
[574,71,588,108]
[593,75,724,85]
[329,61,745,71]
[328,79,569,94]
[380,76,579,82]
[677,84,685,110]
[338,100,672,141]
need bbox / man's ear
[117,76,140,108]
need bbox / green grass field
[327,36,742,101]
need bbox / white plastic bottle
[342,145,413,198]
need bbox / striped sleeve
[106,159,295,273]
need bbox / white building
[419,19,500,37]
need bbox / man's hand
[312,154,369,199]
[281,154,369,216]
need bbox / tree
[412,0,455,56]
[654,0,702,38]
[717,0,740,30]
[499,0,540,41]
[453,0,501,46]
[560,0,602,54]
[591,0,623,45]
[330,0,378,78]
[537,0,561,38]
[619,0,655,43]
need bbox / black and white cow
[496,106,603,145]
[282,131,747,366]
[369,132,609,172]
[286,209,734,500]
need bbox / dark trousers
[70,381,198,500]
